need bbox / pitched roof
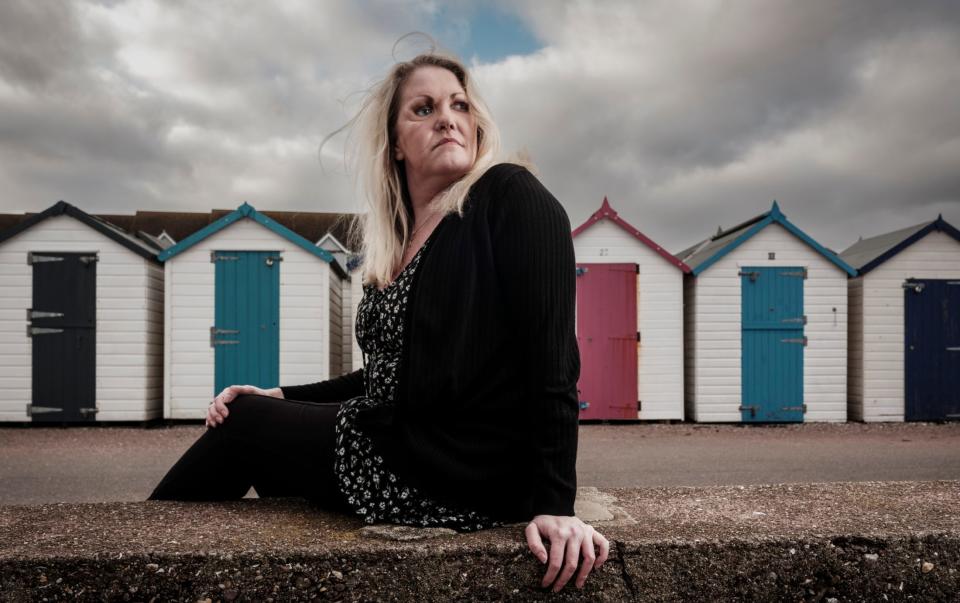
[839,215,960,275]
[572,197,691,273]
[675,201,857,277]
[97,209,358,250]
[157,202,348,278]
[0,201,162,262]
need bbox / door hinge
[79,407,99,417]
[575,267,588,277]
[637,399,642,411]
[578,400,590,411]
[781,337,808,346]
[26,404,63,416]
[27,309,64,320]
[739,405,757,418]
[211,252,241,262]
[27,326,63,337]
[781,315,807,325]
[780,268,808,279]
[210,326,240,346]
[781,404,807,413]
[27,253,64,265]
[79,255,98,264]
[902,280,925,293]
[636,331,641,342]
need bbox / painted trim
[317,232,351,254]
[0,200,162,263]
[857,216,960,276]
[690,201,857,277]
[158,202,347,278]
[572,196,692,273]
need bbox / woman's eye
[453,100,470,111]
[414,105,432,117]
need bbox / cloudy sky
[1,0,958,253]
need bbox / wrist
[264,386,284,399]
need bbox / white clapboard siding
[164,219,332,419]
[687,223,848,422]
[855,230,960,421]
[0,214,162,422]
[573,219,685,420]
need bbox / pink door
[575,263,638,420]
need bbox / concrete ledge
[2,481,958,601]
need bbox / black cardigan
[281,163,580,521]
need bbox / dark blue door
[28,252,97,422]
[741,266,806,422]
[212,250,280,394]
[905,279,960,421]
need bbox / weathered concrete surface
[1,481,957,601]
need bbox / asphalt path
[0,422,957,505]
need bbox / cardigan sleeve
[279,368,365,403]
[490,167,580,517]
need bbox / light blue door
[740,266,805,422]
[212,250,280,394]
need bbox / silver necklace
[409,209,442,243]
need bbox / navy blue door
[212,251,281,394]
[28,252,97,422]
[905,279,960,421]
[741,266,806,422]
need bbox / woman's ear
[394,145,404,161]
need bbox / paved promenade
[1,421,958,505]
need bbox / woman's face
[393,65,478,192]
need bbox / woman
[149,51,609,593]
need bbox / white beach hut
[0,201,164,423]
[840,216,960,422]
[571,197,691,420]
[676,202,856,423]
[158,202,348,419]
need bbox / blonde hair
[333,52,503,288]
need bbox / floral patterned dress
[333,236,503,532]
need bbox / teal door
[212,250,281,394]
[740,266,806,422]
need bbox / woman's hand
[525,514,610,592]
[205,385,283,428]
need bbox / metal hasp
[738,270,759,282]
[264,255,282,267]
[579,400,590,411]
[78,255,98,264]
[210,326,240,346]
[575,267,589,277]
[780,337,808,346]
[738,405,757,418]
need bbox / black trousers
[148,394,352,513]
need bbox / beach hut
[0,201,163,423]
[840,216,960,422]
[158,202,348,419]
[676,202,856,423]
[571,197,692,420]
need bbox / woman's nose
[435,107,456,131]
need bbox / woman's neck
[406,172,458,222]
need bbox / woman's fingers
[574,525,596,588]
[207,385,254,426]
[524,522,548,564]
[552,529,584,592]
[541,528,567,589]
[594,530,610,568]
